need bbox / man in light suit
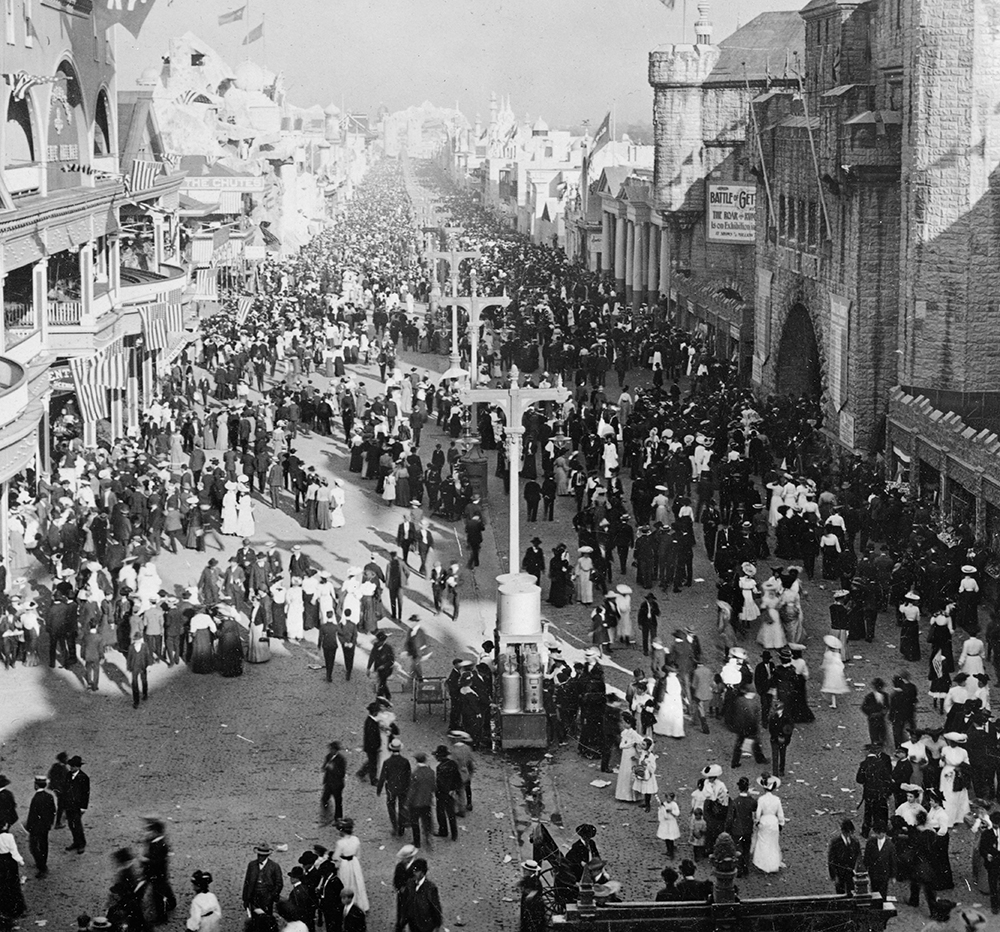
[243,843,283,916]
[400,858,443,932]
[416,521,435,576]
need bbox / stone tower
[898,0,1000,424]
[648,4,719,213]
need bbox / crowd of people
[2,149,999,930]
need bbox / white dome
[137,66,160,87]
[233,61,265,93]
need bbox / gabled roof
[706,11,805,86]
[596,166,632,198]
[118,90,167,165]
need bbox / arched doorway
[775,303,822,399]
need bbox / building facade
[649,5,802,369]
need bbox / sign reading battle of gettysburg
[706,182,756,243]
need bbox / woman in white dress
[756,580,787,650]
[221,484,239,536]
[574,549,595,604]
[766,478,784,527]
[235,493,255,538]
[752,774,785,873]
[186,869,222,932]
[382,469,397,504]
[333,819,369,911]
[653,668,685,738]
[820,635,851,708]
[939,732,971,827]
[285,577,305,640]
[135,561,162,604]
[738,563,761,627]
[615,716,642,801]
[330,479,346,528]
[615,584,634,644]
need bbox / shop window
[918,460,940,507]
[945,477,976,534]
[787,195,796,240]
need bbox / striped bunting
[128,158,162,195]
[236,296,253,326]
[68,343,128,423]
[138,304,169,351]
[195,268,218,300]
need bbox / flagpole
[611,100,617,168]
[245,0,251,60]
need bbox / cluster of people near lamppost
[0,155,998,931]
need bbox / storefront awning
[179,195,218,217]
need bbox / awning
[217,191,244,214]
[179,195,218,217]
[893,446,911,464]
[844,110,902,126]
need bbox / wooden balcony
[118,263,188,305]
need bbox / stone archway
[775,302,822,399]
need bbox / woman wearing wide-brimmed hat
[820,634,851,708]
[752,774,785,873]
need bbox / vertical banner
[754,268,773,374]
[829,294,851,409]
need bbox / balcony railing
[48,301,83,326]
[119,263,188,304]
[3,300,36,349]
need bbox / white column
[152,218,166,270]
[647,225,659,298]
[659,224,670,299]
[507,427,523,575]
[601,211,611,274]
[79,243,95,324]
[625,221,635,297]
[34,258,48,342]
[614,214,626,283]
[0,481,8,579]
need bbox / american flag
[138,304,169,351]
[68,344,128,424]
[127,158,161,195]
[195,268,218,299]
[164,302,185,333]
[174,89,200,106]
[3,71,60,101]
[236,296,253,326]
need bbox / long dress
[285,584,305,640]
[316,485,332,530]
[247,603,271,663]
[767,482,783,527]
[382,473,397,503]
[940,745,971,827]
[653,673,685,737]
[574,557,594,604]
[216,617,244,677]
[236,495,255,537]
[820,648,851,694]
[616,591,634,643]
[221,491,239,536]
[631,749,659,797]
[334,834,369,911]
[615,727,642,801]
[752,792,785,873]
[756,594,787,649]
[555,456,570,495]
[189,615,216,674]
[331,485,346,528]
[739,576,760,623]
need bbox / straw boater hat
[823,634,843,650]
[962,565,978,574]
[701,764,723,779]
[943,732,968,744]
[757,774,781,791]
[616,584,632,595]
[904,591,920,602]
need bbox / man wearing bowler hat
[63,755,89,853]
[26,775,56,877]
[242,843,283,916]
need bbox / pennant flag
[174,89,200,106]
[236,296,253,326]
[590,111,611,155]
[138,304,169,351]
[657,0,676,7]
[128,158,162,195]
[242,21,263,45]
[95,0,158,38]
[218,6,245,25]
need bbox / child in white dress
[656,792,681,859]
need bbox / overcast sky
[117,0,805,126]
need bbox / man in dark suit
[828,818,862,894]
[63,755,89,853]
[522,538,545,586]
[0,776,16,828]
[126,631,152,709]
[242,843,283,915]
[397,518,418,566]
[319,613,339,683]
[25,776,55,876]
[980,812,1000,913]
[433,745,461,841]
[406,753,436,849]
[863,824,897,898]
[322,742,346,824]
[283,865,317,931]
[400,858,443,932]
[338,609,358,681]
[725,776,756,876]
[889,672,918,749]
[386,551,410,621]
[340,888,367,932]
[415,522,434,576]
[377,739,412,837]
[856,744,893,838]
[357,703,382,785]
